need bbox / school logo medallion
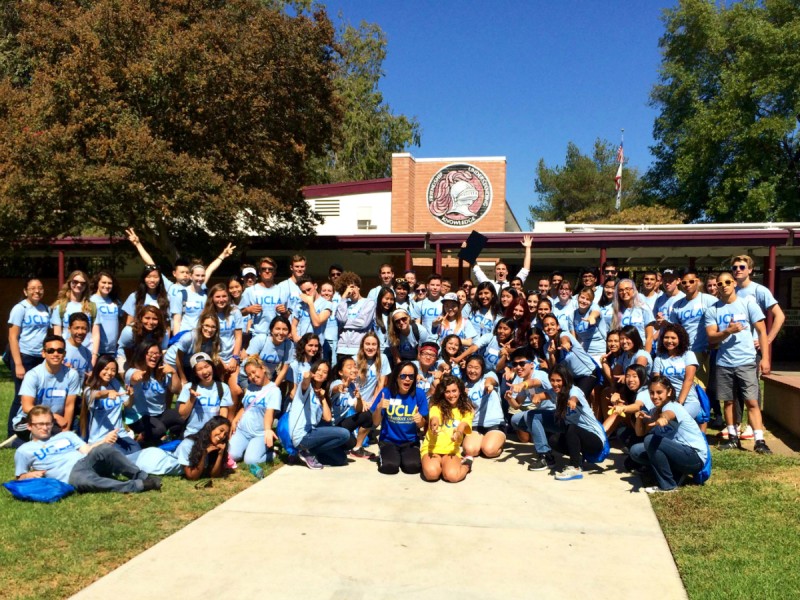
[427,163,492,227]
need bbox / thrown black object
[458,230,488,265]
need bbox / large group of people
[6,230,784,494]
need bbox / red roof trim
[302,178,392,199]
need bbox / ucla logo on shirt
[468,387,483,403]
[23,313,49,326]
[422,307,440,317]
[261,353,281,364]
[142,379,166,394]
[675,307,703,322]
[33,438,74,460]
[41,386,66,401]
[98,304,118,316]
[196,392,221,407]
[662,364,684,378]
[260,296,279,306]
[100,396,125,410]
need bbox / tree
[528,138,644,224]
[305,21,421,184]
[646,0,800,223]
[0,0,340,259]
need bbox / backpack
[694,383,711,425]
[3,478,75,503]
[276,409,297,456]
[693,439,713,484]
[584,423,611,464]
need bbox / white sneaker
[555,466,583,481]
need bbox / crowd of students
[5,230,784,494]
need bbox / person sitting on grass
[421,374,474,483]
[176,416,233,481]
[14,405,161,493]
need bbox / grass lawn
[650,443,800,599]
[0,368,272,600]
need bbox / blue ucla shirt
[15,364,81,428]
[240,284,286,336]
[8,300,50,356]
[90,293,122,355]
[669,293,717,353]
[217,309,244,361]
[176,381,233,436]
[357,357,391,404]
[50,301,94,348]
[703,298,764,367]
[14,432,86,483]
[371,386,429,444]
[238,382,281,437]
[653,352,700,412]
[411,297,443,331]
[573,307,608,355]
[465,373,503,427]
[243,334,295,379]
[648,401,708,463]
[563,386,605,442]
[87,380,134,443]
[619,305,654,344]
[172,286,207,333]
[63,342,92,383]
[125,369,172,417]
[295,297,334,340]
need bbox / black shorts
[473,423,507,435]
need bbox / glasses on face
[393,317,409,324]
[146,351,162,359]
[618,287,634,293]
[260,266,275,273]
[44,347,65,355]
[30,421,53,428]
[398,373,415,380]
[681,279,697,286]
[415,288,426,294]
[719,280,736,287]
[604,269,617,274]
[732,265,748,271]
[329,271,342,278]
[71,280,86,286]
[420,351,437,357]
[512,361,529,368]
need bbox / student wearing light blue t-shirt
[13,334,82,440]
[239,257,288,337]
[330,357,375,459]
[176,353,233,436]
[548,365,608,482]
[387,308,431,364]
[291,277,334,346]
[176,416,232,480]
[335,272,377,359]
[14,406,161,494]
[81,356,140,455]
[50,270,99,351]
[287,361,351,469]
[653,323,701,421]
[630,376,709,493]
[462,355,505,459]
[229,357,281,466]
[89,271,123,359]
[613,279,655,351]
[604,364,654,448]
[242,315,295,389]
[542,314,599,399]
[7,278,51,437]
[410,274,443,332]
[63,313,93,386]
[704,271,772,453]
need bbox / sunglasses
[398,373,415,380]
[604,270,617,274]
[415,288,426,294]
[260,266,275,272]
[393,317,409,324]
[394,278,406,284]
[512,361,528,368]
[144,264,160,273]
[719,280,736,286]
[44,347,66,355]
[732,265,748,271]
[71,280,86,286]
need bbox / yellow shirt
[420,405,473,457]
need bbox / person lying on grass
[14,405,161,493]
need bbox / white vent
[357,219,377,230]
[314,198,340,216]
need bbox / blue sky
[323,0,674,227]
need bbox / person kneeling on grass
[629,376,709,494]
[14,406,161,493]
[421,374,474,483]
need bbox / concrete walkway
[72,445,686,600]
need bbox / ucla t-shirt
[14,432,85,483]
[15,364,81,428]
[371,386,429,445]
[176,381,233,436]
[8,300,50,356]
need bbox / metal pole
[599,247,607,284]
[58,250,65,288]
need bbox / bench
[762,372,800,438]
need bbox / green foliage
[528,138,644,225]
[306,21,421,184]
[647,0,800,223]
[0,0,341,259]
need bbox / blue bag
[3,478,75,503]
[159,439,181,452]
[584,424,611,464]
[693,439,712,484]
[694,383,710,425]
[276,410,297,457]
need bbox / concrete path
[72,445,686,600]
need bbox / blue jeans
[68,445,148,493]
[630,434,703,490]
[299,424,351,466]
[229,430,274,465]
[512,409,559,454]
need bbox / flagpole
[615,128,624,212]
